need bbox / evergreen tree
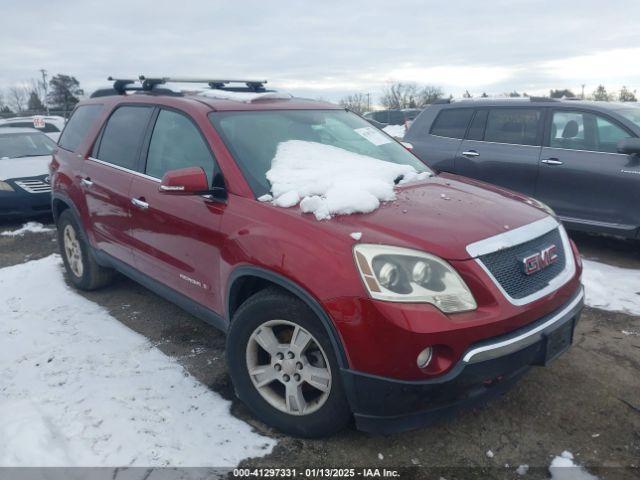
[619,86,637,102]
[592,85,610,101]
[48,74,83,112]
[27,91,46,111]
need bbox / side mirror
[617,138,640,155]
[159,167,209,194]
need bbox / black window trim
[58,103,105,153]
[465,108,489,141]
[90,103,157,173]
[543,106,637,152]
[429,107,474,140]
[139,105,223,188]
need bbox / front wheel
[227,288,351,437]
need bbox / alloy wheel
[63,224,84,278]
[245,319,332,416]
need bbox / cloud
[0,0,639,101]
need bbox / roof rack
[91,76,270,98]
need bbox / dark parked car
[364,108,421,127]
[51,78,583,437]
[0,127,55,217]
[405,98,640,239]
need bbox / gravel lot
[1,217,638,479]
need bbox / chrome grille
[15,179,51,194]
[477,228,566,299]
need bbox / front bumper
[0,176,51,218]
[341,285,584,434]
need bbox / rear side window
[430,109,473,139]
[96,106,154,170]
[58,105,103,151]
[484,109,541,146]
[145,109,216,183]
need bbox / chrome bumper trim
[467,216,576,306]
[463,286,584,364]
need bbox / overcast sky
[2,0,639,103]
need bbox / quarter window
[58,105,103,151]
[484,109,541,146]
[430,109,473,139]
[145,109,215,183]
[96,106,154,170]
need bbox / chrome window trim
[466,216,576,306]
[430,134,542,148]
[463,286,584,364]
[87,157,161,183]
[542,145,630,157]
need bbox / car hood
[320,174,550,260]
[0,155,51,181]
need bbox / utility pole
[581,84,585,100]
[40,69,49,115]
[366,92,371,112]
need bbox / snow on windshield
[265,140,430,220]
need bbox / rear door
[409,107,473,172]
[535,108,640,234]
[83,105,155,264]
[455,107,543,196]
[129,108,226,311]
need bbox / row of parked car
[2,81,638,438]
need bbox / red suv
[50,78,584,437]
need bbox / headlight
[353,244,477,313]
[0,181,14,192]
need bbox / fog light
[417,347,433,368]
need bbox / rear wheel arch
[226,267,349,369]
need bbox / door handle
[541,158,564,165]
[462,150,480,157]
[80,177,93,187]
[131,198,149,210]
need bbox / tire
[57,209,116,290]
[227,287,351,437]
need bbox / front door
[129,108,225,311]
[455,108,543,196]
[535,109,640,234]
[83,105,155,264]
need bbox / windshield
[0,132,56,159]
[618,107,640,129]
[209,109,431,196]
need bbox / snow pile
[266,140,430,220]
[549,451,599,480]
[198,89,292,103]
[382,124,406,138]
[1,222,53,236]
[0,256,275,466]
[582,259,640,316]
[516,464,529,475]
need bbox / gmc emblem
[521,245,558,275]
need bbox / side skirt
[93,249,228,333]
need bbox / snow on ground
[1,221,53,236]
[549,451,599,480]
[582,259,640,316]
[382,124,406,138]
[266,140,430,220]
[0,255,275,466]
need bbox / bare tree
[339,93,370,114]
[591,85,612,101]
[417,85,444,105]
[619,86,637,102]
[380,82,420,109]
[8,85,29,113]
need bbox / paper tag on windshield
[354,127,392,146]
